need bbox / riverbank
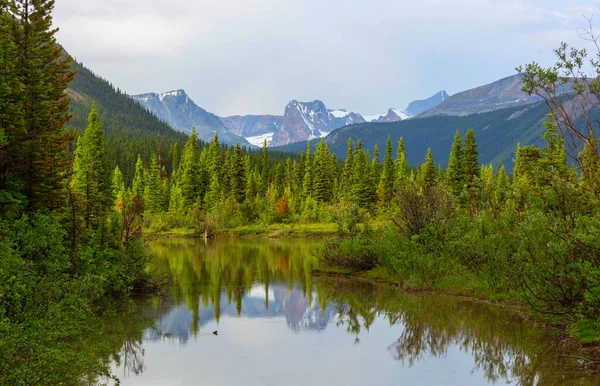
[311,267,600,357]
[144,222,350,239]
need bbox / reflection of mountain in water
[144,284,334,344]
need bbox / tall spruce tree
[112,165,125,209]
[421,148,436,190]
[378,136,395,207]
[230,143,246,203]
[72,103,112,229]
[132,155,145,199]
[180,128,201,208]
[13,0,76,212]
[0,4,24,204]
[541,114,568,181]
[446,130,464,197]
[342,137,354,201]
[313,139,332,202]
[463,128,480,190]
[302,142,313,197]
[145,154,167,213]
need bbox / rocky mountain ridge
[132,90,248,145]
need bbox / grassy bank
[144,221,388,239]
[317,214,600,345]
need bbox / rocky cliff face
[132,90,248,145]
[271,100,333,146]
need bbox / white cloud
[53,0,600,116]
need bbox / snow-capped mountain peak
[364,108,411,123]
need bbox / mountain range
[131,88,449,147]
[65,49,560,172]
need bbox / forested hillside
[275,101,551,171]
[66,57,192,183]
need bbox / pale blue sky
[54,0,598,116]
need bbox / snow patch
[391,109,411,120]
[364,113,386,122]
[245,132,275,147]
[329,109,350,118]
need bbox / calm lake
[102,238,600,385]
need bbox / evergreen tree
[446,130,464,197]
[132,155,145,200]
[171,142,180,175]
[112,165,125,208]
[72,103,112,230]
[463,128,480,190]
[514,144,542,186]
[208,132,221,182]
[145,154,167,213]
[378,136,395,207]
[13,0,76,211]
[302,142,313,197]
[313,139,332,202]
[421,148,436,190]
[541,114,568,182]
[230,143,246,203]
[351,142,377,209]
[260,139,270,195]
[180,128,201,208]
[0,6,24,204]
[169,183,184,215]
[342,137,354,201]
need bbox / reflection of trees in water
[148,238,321,333]
[89,300,155,384]
[120,339,145,377]
[315,277,600,385]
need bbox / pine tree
[145,154,167,213]
[180,128,201,208]
[208,132,221,182]
[463,128,480,190]
[171,142,181,175]
[313,139,332,202]
[446,130,464,196]
[260,139,269,195]
[395,137,409,194]
[13,0,76,211]
[169,183,184,215]
[514,144,542,186]
[112,165,125,209]
[421,148,436,190]
[351,142,377,209]
[132,155,145,200]
[230,143,246,203]
[72,103,112,229]
[0,6,24,202]
[341,137,354,201]
[302,142,313,197]
[378,136,395,207]
[541,114,568,182]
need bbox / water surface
[103,238,600,385]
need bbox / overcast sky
[53,0,597,117]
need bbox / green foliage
[446,130,464,196]
[72,103,113,230]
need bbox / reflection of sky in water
[145,284,333,345]
[109,239,600,386]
